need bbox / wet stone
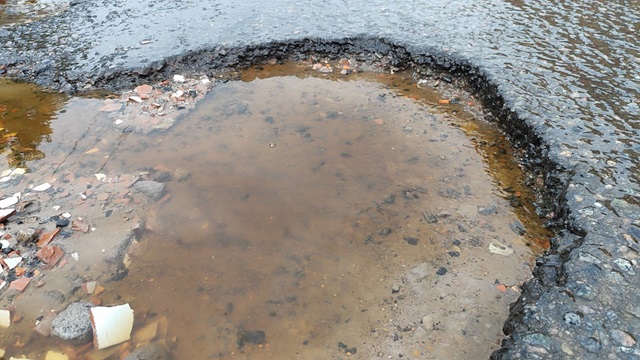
[580,336,603,353]
[611,329,636,347]
[478,204,498,215]
[391,283,400,293]
[16,228,37,243]
[509,220,526,235]
[237,329,266,348]
[436,267,448,276]
[132,180,166,201]
[51,301,94,344]
[404,236,419,246]
[422,211,438,224]
[124,342,171,360]
[383,194,395,204]
[563,312,582,326]
[338,342,357,354]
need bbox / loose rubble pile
[0,159,191,357]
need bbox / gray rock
[125,342,171,360]
[51,301,94,344]
[478,204,498,215]
[174,167,190,181]
[133,180,166,201]
[16,228,37,243]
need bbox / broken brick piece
[36,245,64,266]
[37,227,61,247]
[9,277,31,292]
[72,218,90,233]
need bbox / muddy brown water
[0,67,551,359]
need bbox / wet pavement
[0,0,639,358]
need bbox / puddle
[0,79,66,168]
[0,62,551,359]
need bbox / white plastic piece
[62,212,72,219]
[95,173,106,181]
[4,257,22,270]
[489,243,514,256]
[173,74,186,82]
[0,208,15,219]
[0,240,9,249]
[52,205,61,211]
[114,119,124,125]
[90,304,134,350]
[0,196,18,208]
[71,252,79,261]
[33,182,52,192]
[0,309,10,328]
[128,96,143,103]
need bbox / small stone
[237,330,266,348]
[56,218,70,227]
[133,181,166,201]
[34,311,57,336]
[124,342,171,360]
[391,284,400,293]
[172,75,186,82]
[174,168,190,181]
[374,119,385,125]
[404,236,419,246]
[16,228,38,243]
[611,329,636,347]
[478,204,498,215]
[422,315,433,329]
[563,312,581,326]
[51,302,94,344]
[436,267,447,276]
[422,211,438,224]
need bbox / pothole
[0,59,551,359]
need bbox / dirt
[0,58,551,359]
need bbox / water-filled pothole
[0,61,551,359]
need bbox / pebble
[174,167,191,181]
[16,228,37,243]
[404,236,419,246]
[125,342,171,360]
[51,301,94,344]
[391,283,400,293]
[478,204,498,215]
[611,329,636,347]
[422,211,438,224]
[132,181,166,201]
[436,267,447,275]
[422,314,434,330]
